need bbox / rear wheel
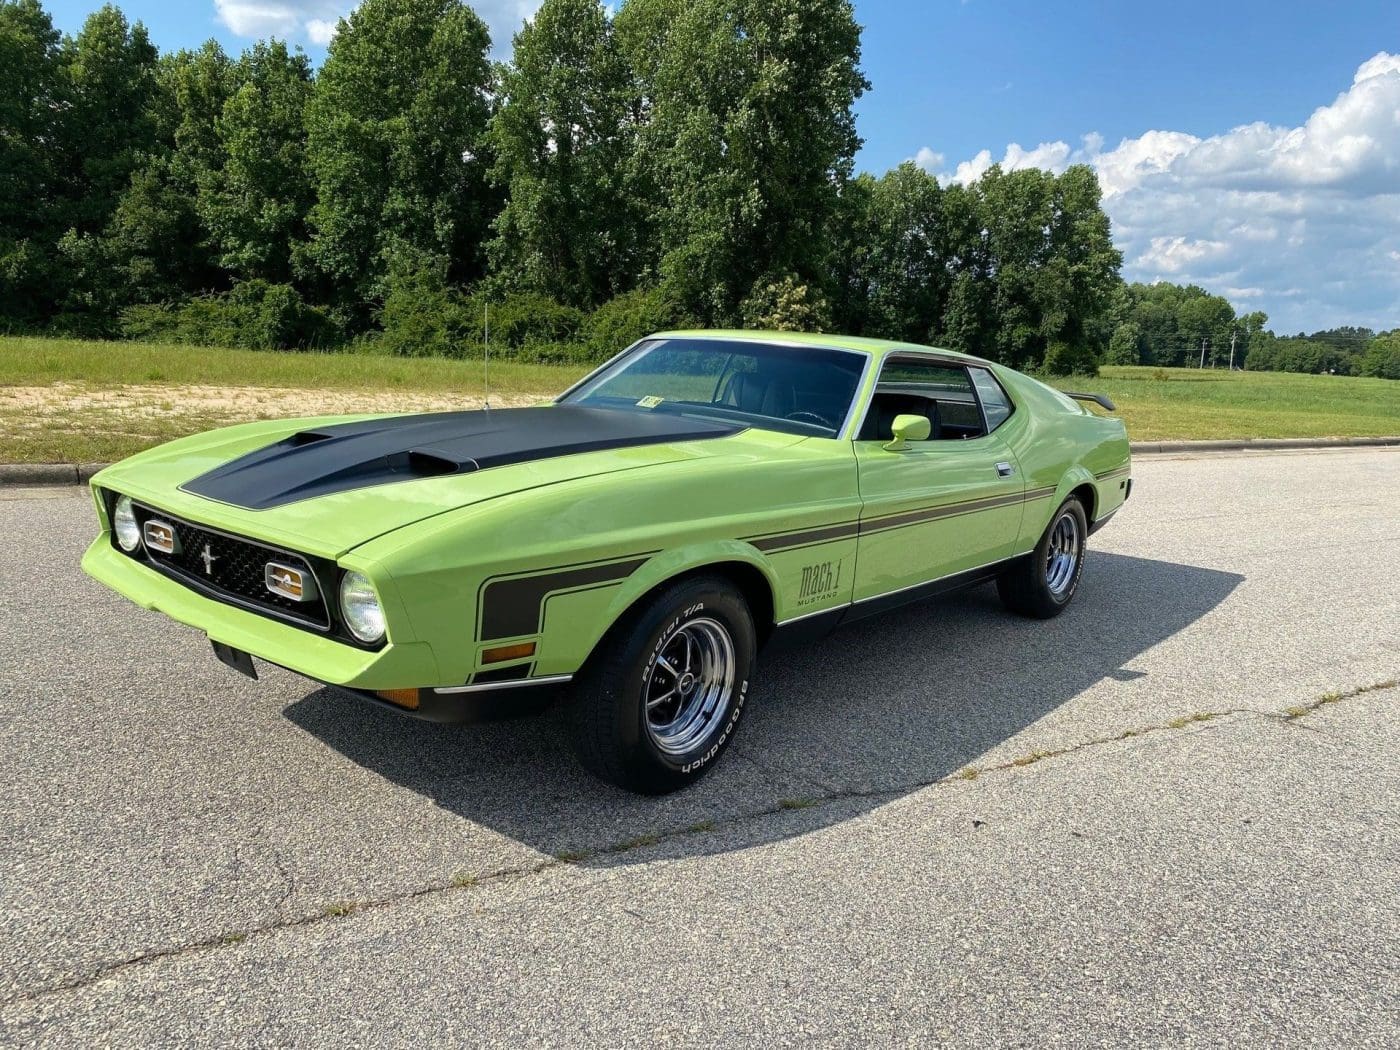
[997,497,1087,619]
[568,575,755,794]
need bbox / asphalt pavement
[1,447,1397,1046]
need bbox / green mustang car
[84,331,1131,792]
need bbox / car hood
[93,405,778,558]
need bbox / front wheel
[568,575,756,794]
[997,497,1087,619]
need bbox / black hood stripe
[182,406,745,510]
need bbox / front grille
[129,503,331,630]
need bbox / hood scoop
[181,405,743,510]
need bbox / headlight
[339,571,385,643]
[113,496,141,552]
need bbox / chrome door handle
[995,461,1015,477]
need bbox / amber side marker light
[374,688,421,710]
[480,641,537,665]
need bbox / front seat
[720,372,795,418]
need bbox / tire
[568,575,756,794]
[997,496,1088,619]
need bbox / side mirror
[883,413,931,451]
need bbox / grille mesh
[133,506,330,629]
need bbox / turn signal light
[265,562,318,602]
[374,688,420,710]
[143,520,179,554]
[480,641,536,665]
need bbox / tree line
[1106,283,1399,379]
[1,0,1393,379]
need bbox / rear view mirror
[884,413,931,451]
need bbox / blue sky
[41,0,1400,333]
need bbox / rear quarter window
[969,367,1015,431]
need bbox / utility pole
[1200,337,1207,369]
[1229,330,1237,371]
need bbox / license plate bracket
[211,640,258,680]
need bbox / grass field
[0,336,590,463]
[1,335,1398,463]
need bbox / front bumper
[82,538,440,691]
[340,677,572,724]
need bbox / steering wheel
[785,410,835,429]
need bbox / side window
[859,357,986,441]
[969,367,1014,432]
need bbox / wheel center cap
[678,672,697,695]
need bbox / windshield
[560,338,867,438]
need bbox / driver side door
[852,356,1025,605]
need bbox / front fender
[560,540,781,674]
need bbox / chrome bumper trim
[433,674,573,696]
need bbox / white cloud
[305,17,338,45]
[215,1,343,43]
[1137,236,1228,273]
[915,52,1400,331]
[912,146,944,172]
[214,2,303,38]
[213,1,542,53]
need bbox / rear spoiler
[1063,391,1116,412]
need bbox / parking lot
[1,447,1397,1045]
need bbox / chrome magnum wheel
[996,496,1088,619]
[569,576,756,794]
[1044,510,1082,597]
[644,617,736,756]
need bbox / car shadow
[283,552,1243,865]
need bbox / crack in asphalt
[4,676,1395,1012]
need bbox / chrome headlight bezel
[113,495,141,552]
[338,570,386,644]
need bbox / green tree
[202,41,313,284]
[940,165,1120,370]
[842,163,948,344]
[304,0,495,322]
[58,40,235,329]
[1358,331,1400,380]
[624,0,868,324]
[1177,293,1235,366]
[57,5,160,234]
[488,0,640,308]
[0,0,65,324]
[1106,321,1143,365]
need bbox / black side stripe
[749,486,1062,553]
[750,521,862,552]
[479,557,650,641]
[1094,465,1131,481]
[857,491,1026,535]
[478,481,1084,637]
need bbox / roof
[649,329,986,365]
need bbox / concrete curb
[0,463,107,487]
[1129,435,1400,454]
[2,436,1398,487]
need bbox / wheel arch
[1067,480,1097,523]
[584,544,780,664]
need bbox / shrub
[118,282,334,350]
[378,265,472,357]
[584,287,685,360]
[465,290,584,350]
[1105,322,1141,365]
[740,274,831,333]
[1041,340,1100,377]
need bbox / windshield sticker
[637,396,665,409]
